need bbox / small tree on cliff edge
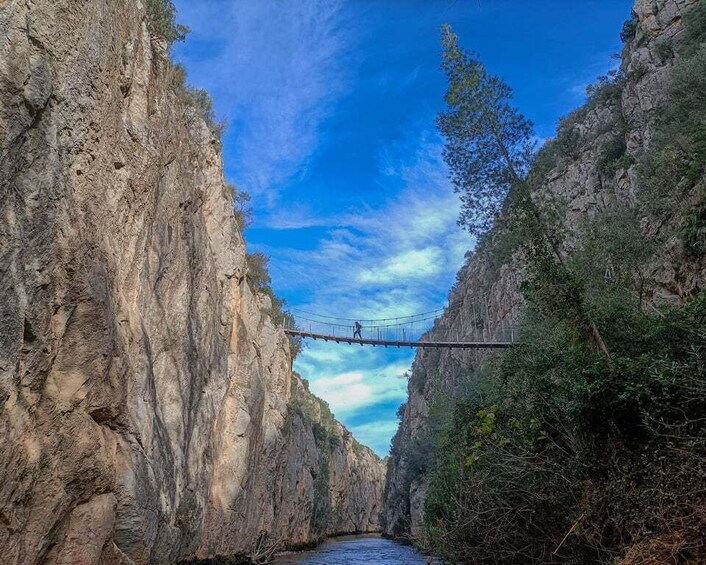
[438,25,612,363]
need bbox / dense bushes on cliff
[425,284,706,563]
[417,4,706,563]
[230,185,254,231]
[639,2,706,254]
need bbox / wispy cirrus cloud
[263,134,468,308]
[173,0,354,206]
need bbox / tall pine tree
[438,25,611,363]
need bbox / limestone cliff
[0,1,383,563]
[384,0,705,542]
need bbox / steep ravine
[384,0,704,547]
[0,1,383,564]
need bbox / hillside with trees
[384,1,706,563]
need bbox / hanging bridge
[282,303,519,349]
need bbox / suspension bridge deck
[284,329,513,349]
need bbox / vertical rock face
[0,1,383,563]
[383,0,704,541]
[274,377,384,543]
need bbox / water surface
[272,535,434,564]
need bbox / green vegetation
[437,25,535,239]
[635,1,706,261]
[229,185,254,231]
[311,447,332,536]
[146,0,189,45]
[620,14,639,44]
[597,137,629,177]
[180,86,226,138]
[175,489,200,532]
[288,375,342,536]
[289,375,339,443]
[150,8,223,141]
[424,286,706,563]
[417,7,706,563]
[245,252,303,359]
[170,64,227,139]
[637,1,706,231]
[683,198,706,257]
[438,25,611,364]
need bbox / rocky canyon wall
[0,1,383,563]
[383,0,705,541]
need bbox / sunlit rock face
[383,0,704,542]
[0,1,383,563]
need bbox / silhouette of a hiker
[353,321,362,339]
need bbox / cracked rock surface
[0,1,384,563]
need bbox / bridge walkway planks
[283,329,513,349]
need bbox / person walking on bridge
[353,321,362,339]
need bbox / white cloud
[350,420,401,456]
[310,372,372,414]
[174,0,353,205]
[267,136,468,321]
[263,135,468,453]
[307,362,410,419]
[358,247,443,285]
[173,5,470,454]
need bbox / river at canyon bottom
[272,534,436,564]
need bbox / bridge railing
[283,311,519,344]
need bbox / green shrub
[146,0,189,45]
[408,367,427,394]
[638,44,706,213]
[170,65,227,140]
[597,137,628,176]
[311,449,331,535]
[351,440,364,456]
[229,185,253,231]
[681,0,706,58]
[627,61,648,82]
[682,195,706,256]
[585,70,624,109]
[620,15,639,44]
[656,40,675,62]
[246,252,271,291]
[638,2,706,215]
[175,490,200,531]
[179,86,226,138]
[424,291,706,563]
[572,206,657,305]
[245,252,303,359]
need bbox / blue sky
[172,0,632,456]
